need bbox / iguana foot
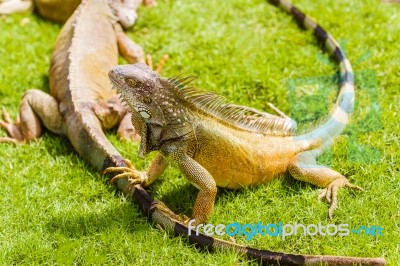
[146,54,169,73]
[318,177,363,219]
[103,159,147,189]
[150,200,190,224]
[0,109,23,142]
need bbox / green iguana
[104,0,386,264]
[0,0,156,23]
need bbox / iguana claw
[318,177,363,219]
[103,160,147,190]
[0,109,23,143]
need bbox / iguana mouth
[108,68,126,91]
[109,79,123,92]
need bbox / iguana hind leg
[92,96,140,142]
[289,152,363,218]
[0,109,22,142]
[0,89,63,142]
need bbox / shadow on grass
[41,133,77,158]
[152,172,315,218]
[45,202,146,238]
[39,74,50,93]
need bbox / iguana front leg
[104,151,217,225]
[91,96,140,141]
[0,89,63,142]
[170,152,217,225]
[104,153,168,188]
[115,22,168,72]
[115,23,145,64]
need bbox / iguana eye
[125,78,139,87]
[143,96,152,104]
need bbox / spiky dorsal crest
[167,76,294,136]
[168,75,198,89]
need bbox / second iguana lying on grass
[0,0,149,169]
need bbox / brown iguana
[0,0,150,166]
[104,0,386,264]
[0,0,156,23]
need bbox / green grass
[0,0,399,264]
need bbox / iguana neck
[137,109,196,157]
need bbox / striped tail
[269,0,355,153]
[132,185,385,265]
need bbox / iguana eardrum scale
[105,0,386,264]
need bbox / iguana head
[109,63,166,156]
[109,0,141,29]
[109,63,194,156]
[109,63,167,127]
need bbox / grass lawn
[0,0,399,264]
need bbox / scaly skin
[105,0,385,264]
[0,0,156,23]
